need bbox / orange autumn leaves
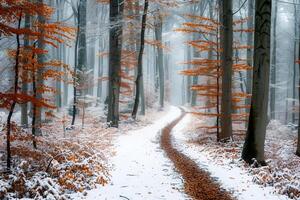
[177,13,253,133]
[0,0,75,112]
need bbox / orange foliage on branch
[177,7,252,136]
[1,0,74,170]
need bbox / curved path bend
[160,108,233,200]
[72,107,233,200]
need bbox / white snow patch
[71,106,191,200]
[172,114,289,200]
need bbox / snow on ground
[0,104,177,199]
[172,113,291,200]
[71,106,190,200]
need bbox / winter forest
[0,0,299,199]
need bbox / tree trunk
[154,12,164,108]
[246,0,254,115]
[6,16,22,170]
[63,44,68,106]
[270,0,278,120]
[97,38,104,103]
[55,0,62,110]
[219,0,233,141]
[78,0,87,96]
[140,78,145,114]
[132,0,148,119]
[107,0,124,127]
[190,30,198,107]
[186,43,192,104]
[32,55,37,149]
[242,0,272,165]
[88,43,95,96]
[21,13,30,128]
[71,6,81,126]
[35,0,46,136]
[296,16,300,156]
[292,1,298,123]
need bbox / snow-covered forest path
[72,107,190,199]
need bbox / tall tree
[292,0,298,123]
[132,0,149,119]
[107,0,124,127]
[20,13,30,128]
[270,0,278,119]
[297,44,300,155]
[6,14,22,170]
[246,0,254,115]
[78,0,87,96]
[55,0,63,109]
[242,0,272,165]
[154,10,164,108]
[35,0,46,136]
[219,0,233,141]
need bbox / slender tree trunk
[88,43,95,96]
[78,0,87,96]
[140,78,145,114]
[292,0,298,123]
[71,8,81,126]
[63,45,68,106]
[242,0,272,165]
[132,0,148,119]
[270,0,278,120]
[190,29,198,107]
[35,0,46,136]
[32,54,37,149]
[55,0,63,110]
[246,0,254,115]
[21,13,30,128]
[107,0,124,127]
[296,15,300,156]
[186,42,192,104]
[6,16,22,170]
[219,0,233,141]
[97,38,104,103]
[154,12,164,108]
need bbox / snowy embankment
[172,113,293,200]
[71,106,190,200]
[0,105,182,199]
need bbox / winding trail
[72,107,189,200]
[72,106,233,200]
[160,108,233,200]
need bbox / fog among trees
[0,0,299,199]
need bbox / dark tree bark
[71,4,81,126]
[107,0,124,127]
[219,0,233,141]
[78,0,87,98]
[6,15,22,170]
[132,0,148,119]
[32,50,37,149]
[242,0,272,165]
